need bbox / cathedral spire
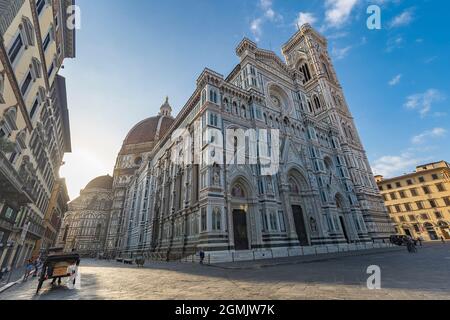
[159,96,172,117]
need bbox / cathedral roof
[84,175,113,191]
[121,98,175,148]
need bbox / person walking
[417,237,423,246]
[441,236,446,243]
[405,237,417,253]
[199,251,205,265]
[32,258,40,277]
[23,259,34,282]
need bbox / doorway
[425,224,438,240]
[233,210,249,250]
[339,216,350,243]
[403,228,412,238]
[291,205,309,246]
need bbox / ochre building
[376,161,450,241]
[0,0,75,270]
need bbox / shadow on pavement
[30,274,99,300]
[79,243,450,297]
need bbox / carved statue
[310,217,318,233]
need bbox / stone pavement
[0,266,29,294]
[0,243,449,300]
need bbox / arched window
[289,178,300,194]
[322,62,330,79]
[30,57,42,79]
[233,102,238,115]
[223,98,230,112]
[241,105,246,119]
[299,63,312,84]
[269,211,279,231]
[212,208,221,231]
[313,95,321,110]
[3,106,18,135]
[21,16,35,47]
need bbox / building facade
[102,24,393,259]
[32,177,69,256]
[376,161,450,241]
[104,98,174,257]
[57,175,113,256]
[0,0,75,270]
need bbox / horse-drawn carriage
[36,250,80,294]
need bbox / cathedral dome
[84,175,113,191]
[121,97,175,147]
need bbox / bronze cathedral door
[292,205,309,246]
[233,210,249,250]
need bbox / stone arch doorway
[287,169,311,246]
[230,178,253,251]
[335,194,350,243]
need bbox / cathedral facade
[57,175,113,256]
[101,25,394,260]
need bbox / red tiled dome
[84,175,113,190]
[122,116,174,146]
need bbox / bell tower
[282,24,393,241]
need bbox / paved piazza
[1,243,449,300]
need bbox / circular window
[134,157,143,165]
[271,95,282,108]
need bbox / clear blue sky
[59,0,450,200]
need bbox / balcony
[0,152,33,209]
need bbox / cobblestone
[1,243,449,300]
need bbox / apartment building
[376,161,450,241]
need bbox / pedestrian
[23,259,34,281]
[406,237,417,253]
[441,236,446,243]
[199,251,205,265]
[417,237,423,246]
[32,259,39,277]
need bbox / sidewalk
[0,266,37,294]
[210,246,406,270]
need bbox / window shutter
[30,58,42,79]
[21,17,35,47]
[50,24,56,41]
[38,86,47,103]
